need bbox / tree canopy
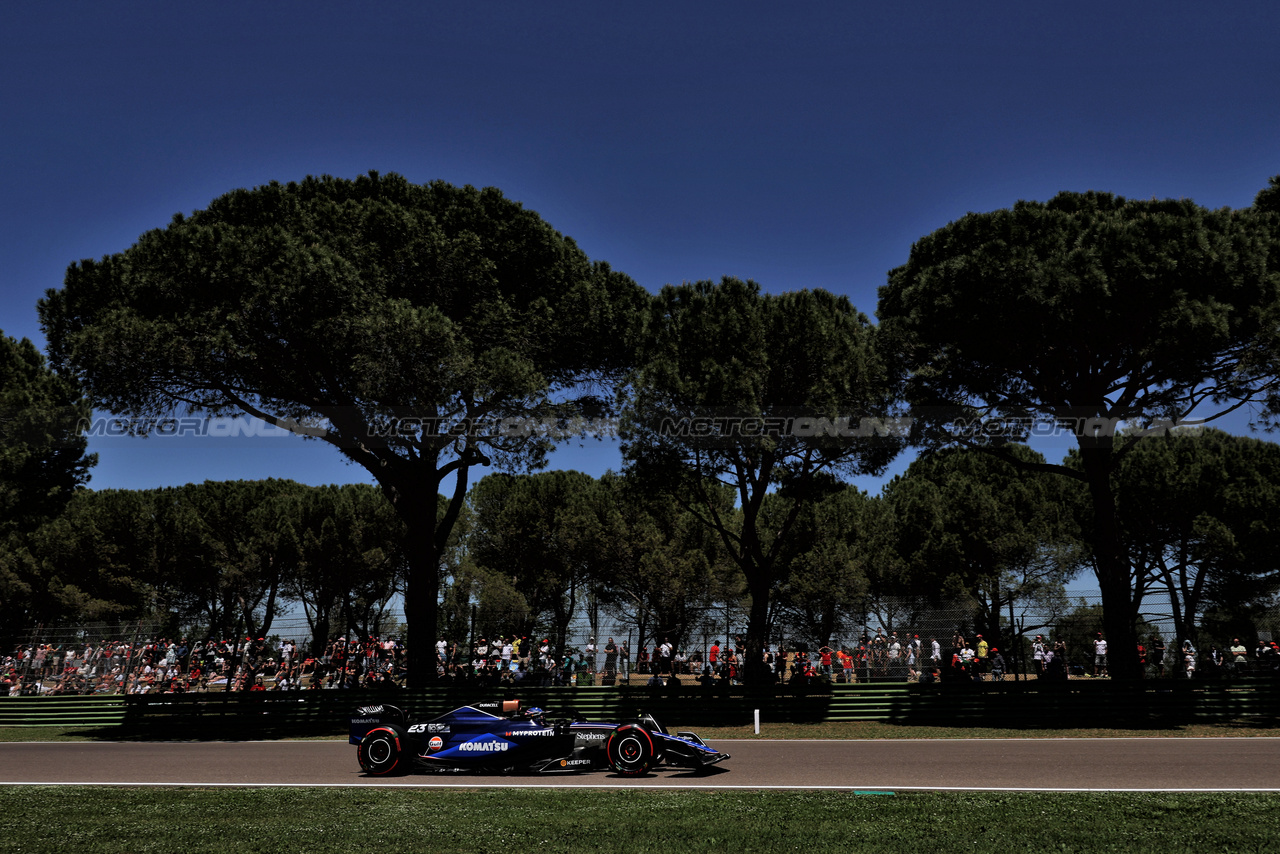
[466,469,608,653]
[878,189,1280,677]
[0,330,96,635]
[0,331,95,534]
[771,484,879,651]
[287,482,407,655]
[38,172,646,684]
[591,470,730,656]
[7,479,406,647]
[880,444,1083,641]
[623,277,903,682]
[1104,428,1280,646]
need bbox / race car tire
[358,723,409,776]
[606,724,658,776]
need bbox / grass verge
[0,788,1275,854]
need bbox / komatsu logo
[459,740,510,753]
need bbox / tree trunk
[381,450,479,688]
[1079,444,1141,680]
[310,613,331,660]
[743,569,772,685]
[401,501,441,688]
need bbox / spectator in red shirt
[818,645,834,678]
[838,648,853,683]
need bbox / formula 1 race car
[350,699,730,776]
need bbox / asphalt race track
[3,738,1279,790]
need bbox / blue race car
[350,699,730,776]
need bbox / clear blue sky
[3,2,1278,496]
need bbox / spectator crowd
[2,634,406,696]
[6,629,1280,696]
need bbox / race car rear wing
[349,703,407,745]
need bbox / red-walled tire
[358,724,409,776]
[606,724,658,776]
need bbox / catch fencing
[5,678,1278,731]
[2,621,163,697]
[8,591,1280,697]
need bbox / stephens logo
[459,740,510,753]
[574,732,607,741]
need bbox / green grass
[4,722,1277,852]
[0,788,1275,854]
[0,726,110,742]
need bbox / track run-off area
[3,737,1279,791]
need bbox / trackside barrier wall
[896,678,1280,728]
[3,679,1277,731]
[110,684,888,734]
[115,678,1280,733]
[0,694,126,727]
